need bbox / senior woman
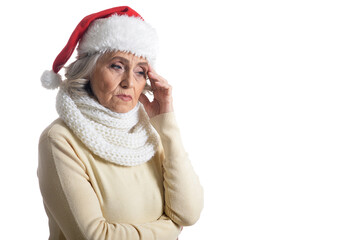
[38,6,203,240]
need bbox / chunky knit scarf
[56,87,159,166]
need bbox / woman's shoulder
[39,118,74,143]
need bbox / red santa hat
[41,6,159,89]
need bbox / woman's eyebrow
[111,56,129,63]
[110,56,147,66]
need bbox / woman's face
[90,51,148,113]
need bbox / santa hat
[41,6,158,89]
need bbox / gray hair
[63,51,151,97]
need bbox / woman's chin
[111,103,137,113]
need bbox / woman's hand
[139,65,174,118]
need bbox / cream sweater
[38,113,203,240]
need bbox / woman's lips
[116,94,132,102]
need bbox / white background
[0,0,360,239]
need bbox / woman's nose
[120,72,135,89]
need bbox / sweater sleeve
[38,133,181,240]
[150,112,204,226]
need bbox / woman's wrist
[159,103,174,115]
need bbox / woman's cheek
[102,78,118,92]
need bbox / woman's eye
[135,68,146,77]
[111,64,123,70]
[137,71,145,76]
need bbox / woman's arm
[139,66,204,226]
[150,113,204,226]
[38,133,181,240]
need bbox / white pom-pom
[41,70,62,89]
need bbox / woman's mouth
[116,94,132,102]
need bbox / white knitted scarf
[56,87,159,166]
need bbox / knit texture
[56,87,159,166]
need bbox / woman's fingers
[148,64,156,75]
[151,78,171,90]
[145,64,174,115]
[147,65,170,89]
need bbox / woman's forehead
[100,51,148,64]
